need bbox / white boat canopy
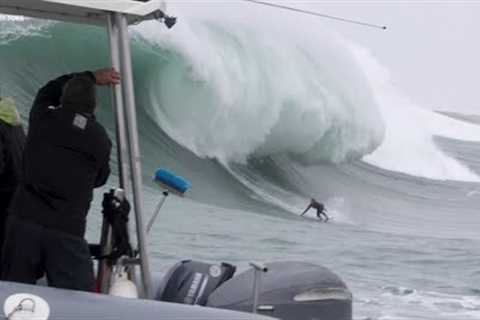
[0,0,166,25]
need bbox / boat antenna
[240,0,387,30]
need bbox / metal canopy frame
[0,0,167,299]
[0,0,166,25]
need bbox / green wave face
[0,18,386,214]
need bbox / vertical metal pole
[107,15,129,185]
[116,13,153,299]
[97,13,132,294]
[252,270,261,314]
[146,191,169,233]
[249,262,267,313]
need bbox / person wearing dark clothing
[2,68,120,291]
[301,198,329,221]
[0,97,26,260]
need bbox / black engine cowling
[207,261,352,320]
[155,260,236,306]
[155,260,352,320]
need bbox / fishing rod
[240,0,387,30]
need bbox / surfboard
[301,215,331,223]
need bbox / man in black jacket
[0,97,26,259]
[2,68,119,291]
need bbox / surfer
[1,68,120,291]
[301,198,329,221]
[0,97,25,263]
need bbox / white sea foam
[138,17,384,164]
[0,18,52,45]
[138,9,480,182]
[373,287,480,320]
[348,44,480,182]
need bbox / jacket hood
[61,76,96,114]
[0,97,21,126]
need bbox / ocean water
[1,12,480,320]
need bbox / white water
[138,17,384,164]
[138,8,480,182]
[0,18,52,45]
[350,44,480,181]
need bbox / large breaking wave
[137,18,384,165]
[2,14,480,219]
[137,16,480,181]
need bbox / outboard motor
[207,261,352,320]
[156,260,236,306]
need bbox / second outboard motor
[207,261,352,320]
[156,260,236,306]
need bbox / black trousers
[0,192,14,273]
[1,215,94,292]
[316,209,327,219]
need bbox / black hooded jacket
[0,120,25,210]
[10,72,111,238]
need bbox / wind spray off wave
[347,44,480,181]
[138,17,385,164]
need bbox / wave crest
[140,18,385,164]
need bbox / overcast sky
[170,1,480,114]
[304,1,480,114]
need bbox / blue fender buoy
[154,168,190,195]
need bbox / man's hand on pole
[94,68,121,86]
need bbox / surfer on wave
[301,198,329,222]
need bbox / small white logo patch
[73,114,87,130]
[4,293,50,320]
